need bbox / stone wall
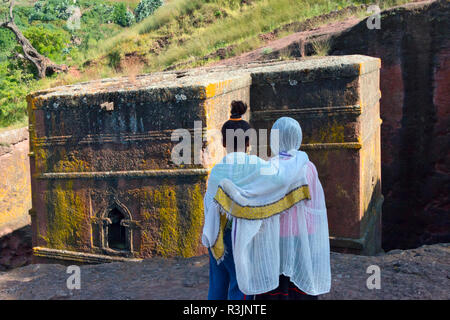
[27,55,382,263]
[0,127,32,270]
[0,127,31,236]
[248,57,382,254]
[28,68,252,263]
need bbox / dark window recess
[108,208,126,250]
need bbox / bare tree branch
[1,0,68,78]
[0,0,13,25]
[9,0,13,21]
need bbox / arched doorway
[98,199,134,254]
[107,208,127,250]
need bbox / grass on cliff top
[89,0,356,70]
[36,0,416,81]
[79,0,412,75]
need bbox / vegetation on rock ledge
[0,0,413,128]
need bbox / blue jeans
[208,228,249,300]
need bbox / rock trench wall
[0,225,32,271]
[0,128,32,270]
[257,0,449,250]
[328,0,449,250]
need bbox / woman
[253,117,330,300]
[203,117,331,300]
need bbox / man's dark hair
[230,100,248,117]
[221,100,252,152]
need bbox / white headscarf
[202,117,331,296]
[270,116,303,155]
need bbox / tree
[0,0,67,78]
[113,3,135,27]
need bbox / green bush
[112,3,135,27]
[135,0,163,22]
[107,49,122,70]
[22,26,70,62]
[0,28,16,61]
[28,0,135,28]
[125,10,137,26]
[29,0,71,22]
[0,62,34,127]
[81,3,115,24]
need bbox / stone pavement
[0,243,448,300]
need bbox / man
[202,100,254,300]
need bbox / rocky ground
[0,243,448,300]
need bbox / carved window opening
[98,199,135,254]
[107,208,127,250]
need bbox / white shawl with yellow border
[202,150,330,296]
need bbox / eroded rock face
[329,0,450,250]
[0,226,32,271]
[0,128,32,271]
[0,127,31,239]
[0,243,448,300]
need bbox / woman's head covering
[270,117,303,154]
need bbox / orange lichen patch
[205,83,217,98]
[358,58,380,75]
[178,184,204,257]
[53,159,90,172]
[27,96,43,110]
[53,150,91,173]
[0,140,31,231]
[150,185,180,256]
[34,148,48,174]
[359,126,381,220]
[42,181,88,250]
[306,120,346,144]
[135,182,205,258]
[204,79,233,98]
